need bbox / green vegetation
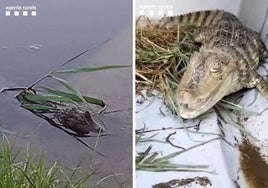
[136,18,198,116]
[136,129,217,173]
[0,142,93,188]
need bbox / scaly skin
[161,10,268,119]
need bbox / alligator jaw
[179,97,215,119]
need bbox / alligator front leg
[248,73,268,99]
[193,27,215,43]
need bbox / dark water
[0,1,132,187]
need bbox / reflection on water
[0,1,132,187]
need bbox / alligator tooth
[188,103,197,110]
[187,99,207,110]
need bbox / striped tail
[159,10,238,28]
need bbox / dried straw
[136,17,199,113]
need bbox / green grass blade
[0,141,94,187]
[44,162,58,184]
[24,93,74,103]
[39,86,105,107]
[14,166,37,188]
[29,50,89,88]
[53,65,130,74]
[21,104,57,111]
[50,76,84,101]
[57,50,89,69]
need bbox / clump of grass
[136,128,219,173]
[0,142,93,188]
[136,143,216,174]
[136,155,210,173]
[136,17,199,114]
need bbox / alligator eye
[209,62,221,73]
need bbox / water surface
[0,1,132,187]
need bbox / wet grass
[136,129,217,174]
[0,141,93,188]
[136,145,215,173]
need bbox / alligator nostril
[180,89,187,97]
[179,88,192,101]
[183,88,190,92]
[180,88,190,94]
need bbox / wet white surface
[136,87,268,188]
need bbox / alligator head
[176,50,241,119]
